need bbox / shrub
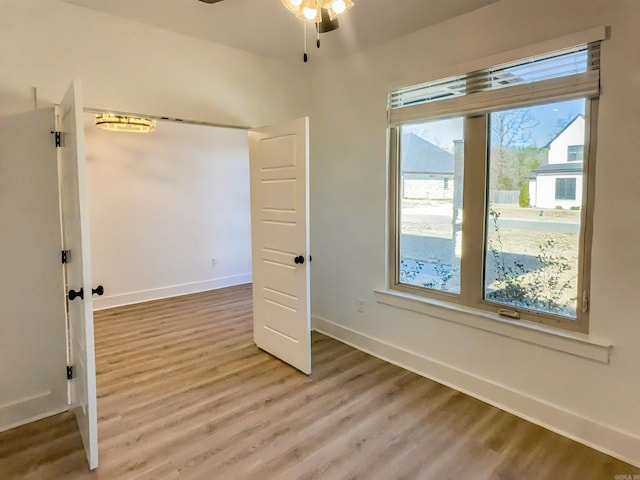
[519,182,530,208]
[486,209,575,316]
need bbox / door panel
[59,80,98,470]
[0,108,68,431]
[259,134,297,169]
[261,179,297,211]
[261,222,297,251]
[249,118,310,374]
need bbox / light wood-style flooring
[1,284,638,479]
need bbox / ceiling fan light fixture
[330,0,346,14]
[281,0,303,14]
[280,0,355,62]
[284,0,353,23]
[320,0,352,16]
[295,0,321,22]
[302,7,319,20]
[95,113,156,133]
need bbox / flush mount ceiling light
[95,113,156,133]
[280,0,355,62]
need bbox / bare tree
[490,109,539,190]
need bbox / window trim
[386,27,606,111]
[386,32,606,335]
[388,39,601,126]
[374,288,610,363]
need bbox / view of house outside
[399,117,463,294]
[398,98,586,318]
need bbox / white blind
[389,42,600,125]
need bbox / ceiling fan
[197,0,353,62]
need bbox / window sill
[374,289,611,363]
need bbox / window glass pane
[567,145,584,161]
[488,49,588,90]
[484,99,586,318]
[555,178,577,200]
[399,118,464,293]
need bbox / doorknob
[294,255,305,265]
[68,288,84,301]
[92,285,104,296]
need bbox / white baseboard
[312,315,640,468]
[0,390,68,433]
[93,274,252,311]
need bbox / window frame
[388,99,598,333]
[567,144,585,162]
[555,177,577,200]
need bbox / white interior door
[58,80,98,470]
[249,117,311,374]
[0,108,68,431]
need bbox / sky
[404,98,586,152]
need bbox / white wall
[0,0,309,428]
[535,174,583,209]
[310,0,640,466]
[4,0,640,468]
[549,116,585,164]
[84,115,251,309]
[0,0,309,126]
[0,3,309,311]
[403,177,453,200]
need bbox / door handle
[294,255,305,265]
[68,288,84,301]
[92,285,104,296]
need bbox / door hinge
[61,250,70,264]
[66,365,74,380]
[51,130,62,147]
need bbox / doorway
[0,103,311,471]
[83,114,253,311]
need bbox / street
[402,210,579,234]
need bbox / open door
[58,80,99,470]
[249,117,311,374]
[0,109,69,431]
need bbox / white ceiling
[61,0,499,62]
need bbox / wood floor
[1,284,638,479]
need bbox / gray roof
[533,162,583,175]
[401,133,454,175]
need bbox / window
[485,102,585,320]
[555,178,577,200]
[389,39,601,332]
[398,118,463,293]
[567,145,584,161]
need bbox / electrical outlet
[357,298,365,313]
[211,258,217,267]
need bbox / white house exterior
[401,133,456,200]
[529,115,585,209]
